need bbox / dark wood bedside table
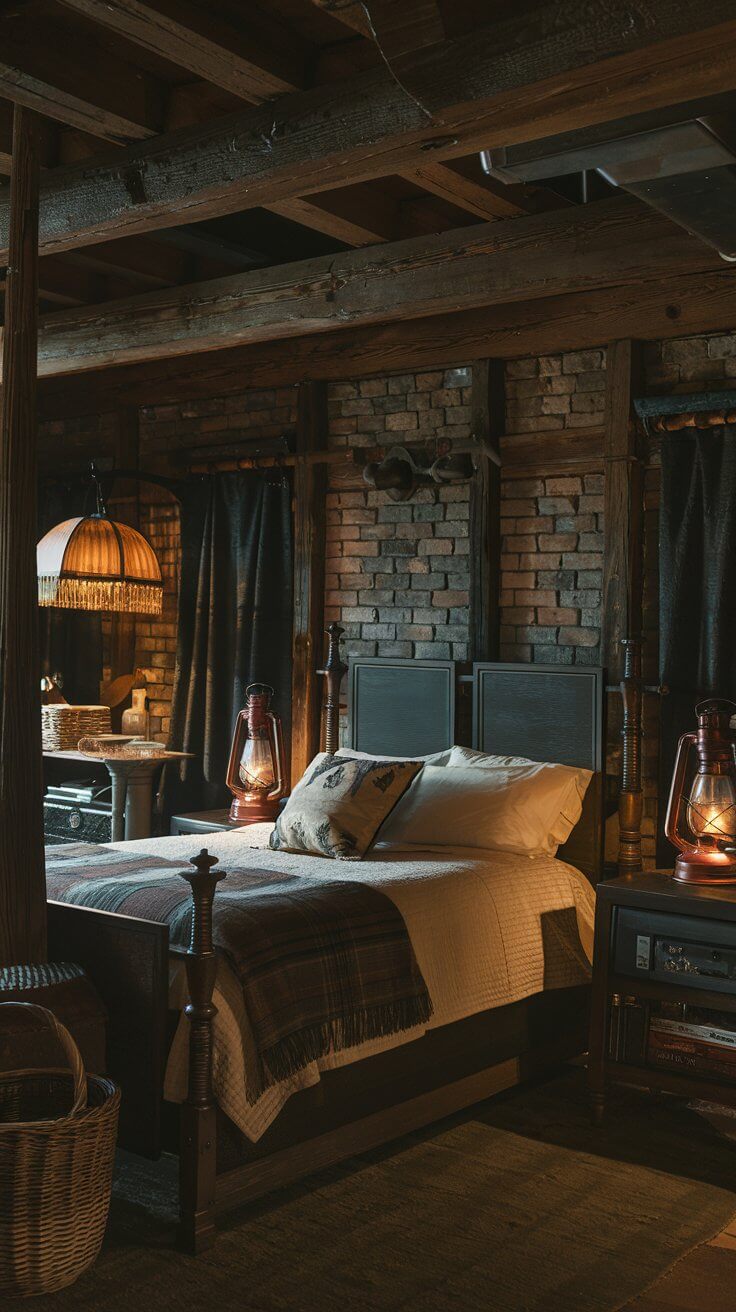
[589,870,736,1124]
[170,809,255,836]
[170,804,287,836]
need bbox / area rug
[5,1068,736,1312]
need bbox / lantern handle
[664,731,698,855]
[266,709,286,796]
[246,682,274,700]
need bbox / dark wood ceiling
[1,0,735,368]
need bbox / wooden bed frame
[48,641,604,1253]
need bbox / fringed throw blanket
[45,843,432,1096]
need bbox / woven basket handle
[0,1001,87,1117]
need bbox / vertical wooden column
[0,107,46,966]
[468,359,503,662]
[290,381,327,786]
[601,339,644,683]
[109,407,140,683]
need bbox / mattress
[109,826,595,1142]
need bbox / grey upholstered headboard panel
[348,658,455,757]
[473,662,605,882]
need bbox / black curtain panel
[166,472,293,817]
[658,426,736,863]
[38,479,103,705]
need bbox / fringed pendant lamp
[37,465,163,616]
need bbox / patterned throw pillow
[269,753,422,860]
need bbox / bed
[46,656,605,1252]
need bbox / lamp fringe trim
[38,576,163,615]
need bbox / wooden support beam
[23,198,724,377]
[400,162,527,221]
[469,360,503,662]
[291,382,328,786]
[3,3,736,256]
[55,0,306,104]
[0,14,162,144]
[267,188,398,247]
[601,339,644,684]
[35,267,736,417]
[0,107,46,966]
[310,0,372,36]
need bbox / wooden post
[319,622,347,754]
[0,107,46,967]
[617,636,644,874]
[468,359,503,662]
[178,848,226,1254]
[290,381,327,786]
[601,339,644,683]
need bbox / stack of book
[647,1005,736,1081]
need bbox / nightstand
[170,809,252,835]
[589,871,736,1124]
[170,803,286,836]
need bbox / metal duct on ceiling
[481,118,736,260]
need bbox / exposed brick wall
[39,327,736,862]
[325,368,472,662]
[499,349,606,665]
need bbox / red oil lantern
[225,684,286,824]
[665,699,736,883]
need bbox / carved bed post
[617,638,644,875]
[178,848,226,1254]
[319,622,347,755]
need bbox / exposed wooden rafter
[36,266,736,418]
[2,1,734,258]
[0,12,163,144]
[21,198,724,378]
[54,0,307,104]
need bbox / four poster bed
[46,650,606,1252]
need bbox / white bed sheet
[109,826,595,1141]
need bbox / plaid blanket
[45,843,432,1097]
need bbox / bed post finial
[617,638,644,875]
[320,622,347,755]
[178,848,226,1254]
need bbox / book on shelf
[646,1029,736,1081]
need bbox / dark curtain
[658,426,736,863]
[38,479,103,705]
[166,472,292,816]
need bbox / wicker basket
[41,705,111,752]
[0,1002,120,1297]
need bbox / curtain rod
[634,389,736,420]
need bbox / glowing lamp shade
[665,698,736,883]
[37,515,163,615]
[225,684,286,824]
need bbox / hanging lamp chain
[90,461,108,517]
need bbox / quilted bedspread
[108,828,595,1141]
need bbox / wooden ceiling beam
[54,0,307,104]
[2,3,734,258]
[309,1,372,37]
[36,266,736,418]
[268,189,399,246]
[19,196,725,378]
[0,15,162,145]
[401,161,530,221]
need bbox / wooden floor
[624,1215,736,1311]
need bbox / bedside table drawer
[614,906,736,995]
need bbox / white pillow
[336,746,453,767]
[375,759,592,857]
